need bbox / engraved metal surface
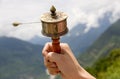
[40,6,68,37]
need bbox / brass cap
[40,6,67,23]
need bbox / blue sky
[0,0,120,40]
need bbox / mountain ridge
[0,36,48,79]
[78,19,120,67]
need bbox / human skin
[42,42,96,79]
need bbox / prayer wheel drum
[40,6,68,38]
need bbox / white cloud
[0,0,120,40]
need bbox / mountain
[29,35,51,45]
[61,12,111,55]
[78,19,120,67]
[30,12,112,56]
[0,37,48,79]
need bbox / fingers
[44,58,60,75]
[42,43,69,75]
[46,52,63,63]
[44,58,57,68]
[47,67,60,75]
[42,42,52,57]
[42,42,60,75]
[42,42,69,57]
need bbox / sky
[0,0,120,40]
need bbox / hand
[42,42,96,79]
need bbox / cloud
[0,0,120,40]
[67,0,120,32]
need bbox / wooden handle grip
[52,38,61,53]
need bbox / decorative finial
[50,5,56,18]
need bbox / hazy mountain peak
[78,19,120,66]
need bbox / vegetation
[86,48,120,79]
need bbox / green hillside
[86,48,120,79]
[0,37,48,79]
[78,19,120,67]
